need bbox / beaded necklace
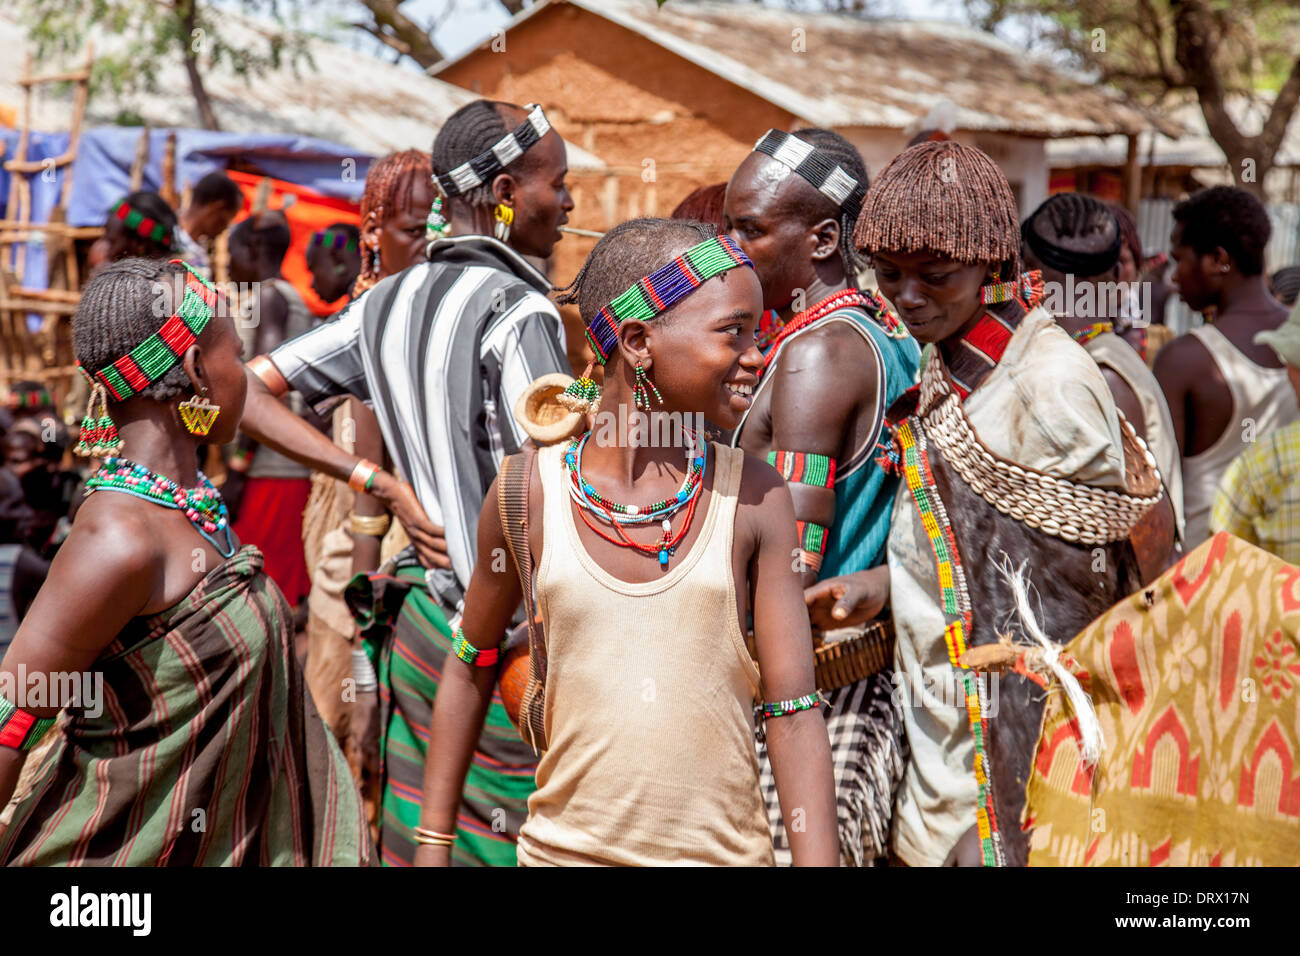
[564,429,707,567]
[85,457,235,558]
[1069,321,1114,347]
[761,288,904,378]
[565,428,706,524]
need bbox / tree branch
[1259,55,1300,161]
[349,0,443,68]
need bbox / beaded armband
[795,520,829,573]
[450,627,503,667]
[0,696,57,751]
[754,691,826,742]
[768,450,837,488]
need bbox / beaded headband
[111,198,174,248]
[558,235,753,414]
[585,234,752,363]
[433,103,551,198]
[310,228,358,252]
[80,260,220,402]
[752,129,865,216]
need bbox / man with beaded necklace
[806,141,1173,866]
[723,128,920,865]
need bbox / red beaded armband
[450,627,502,667]
[0,696,57,750]
[768,450,837,489]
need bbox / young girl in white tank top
[414,219,838,866]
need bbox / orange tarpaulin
[227,169,360,317]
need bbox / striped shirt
[1211,418,1300,565]
[270,235,569,611]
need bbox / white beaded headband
[433,103,552,197]
[752,129,865,214]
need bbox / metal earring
[633,363,663,410]
[493,203,514,242]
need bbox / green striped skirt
[351,564,536,867]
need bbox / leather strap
[497,446,546,752]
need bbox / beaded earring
[493,203,513,242]
[632,363,663,411]
[979,268,1019,305]
[73,381,123,458]
[178,389,221,437]
[426,194,449,239]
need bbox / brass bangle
[348,458,381,494]
[413,825,457,847]
[247,355,289,397]
[349,512,391,537]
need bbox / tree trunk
[177,0,221,131]
[1172,0,1282,199]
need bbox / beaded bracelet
[796,520,829,563]
[450,626,503,667]
[754,691,827,742]
[0,696,57,751]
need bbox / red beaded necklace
[573,483,704,567]
[761,288,898,377]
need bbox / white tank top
[1183,324,1299,545]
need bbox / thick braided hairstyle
[73,258,194,403]
[1021,192,1120,277]
[354,149,432,295]
[431,100,541,210]
[855,140,1020,278]
[556,217,717,341]
[791,127,869,275]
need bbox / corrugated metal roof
[432,0,1169,138]
[0,9,604,167]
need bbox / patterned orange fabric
[1025,532,1300,866]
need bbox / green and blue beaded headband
[310,228,358,253]
[558,234,753,413]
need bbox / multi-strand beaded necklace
[1069,321,1113,347]
[565,428,707,568]
[760,288,905,378]
[85,457,235,558]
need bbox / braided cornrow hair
[73,258,194,403]
[855,140,1020,278]
[556,217,717,344]
[354,149,432,295]
[431,100,540,212]
[791,127,869,275]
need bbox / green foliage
[967,0,1300,102]
[19,0,315,117]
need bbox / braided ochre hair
[354,149,432,295]
[854,140,1020,274]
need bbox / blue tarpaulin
[2,125,373,294]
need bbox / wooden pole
[1124,132,1141,215]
